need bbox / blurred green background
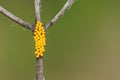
[0,0,120,80]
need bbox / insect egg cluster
[34,21,46,58]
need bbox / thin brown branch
[34,0,44,80]
[34,0,41,22]
[0,6,33,31]
[44,0,75,30]
[36,57,44,80]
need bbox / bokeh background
[0,0,120,80]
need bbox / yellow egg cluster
[34,21,46,58]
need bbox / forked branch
[0,6,33,31]
[0,0,75,80]
[45,0,75,30]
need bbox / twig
[34,0,41,22]
[34,0,44,80]
[44,0,75,30]
[36,57,44,80]
[0,6,33,31]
